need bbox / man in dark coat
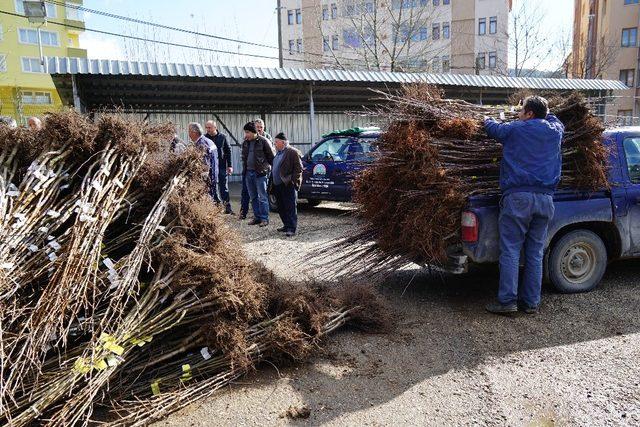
[205,120,234,214]
[241,122,274,226]
[271,132,303,237]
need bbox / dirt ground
[158,184,640,426]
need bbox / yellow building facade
[0,0,86,123]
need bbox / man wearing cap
[272,133,303,236]
[241,121,274,226]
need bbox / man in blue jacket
[484,96,564,315]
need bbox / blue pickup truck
[451,127,640,293]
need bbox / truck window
[623,137,640,183]
[311,138,350,162]
[348,138,379,163]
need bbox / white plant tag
[28,244,38,252]
[499,112,505,120]
[46,210,61,218]
[200,347,212,360]
[48,240,61,251]
[48,252,58,261]
[1,262,14,270]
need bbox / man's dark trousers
[217,169,231,206]
[240,172,250,216]
[273,183,297,232]
[498,192,554,308]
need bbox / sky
[80,0,574,70]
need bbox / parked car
[448,127,640,293]
[269,127,380,211]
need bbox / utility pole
[276,0,284,68]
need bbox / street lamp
[23,1,47,70]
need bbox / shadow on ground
[272,259,640,424]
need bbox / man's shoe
[277,227,287,232]
[285,231,296,237]
[485,302,517,315]
[238,213,247,220]
[518,303,539,314]
[259,220,269,227]
[248,218,261,225]
[224,205,234,215]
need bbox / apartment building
[278,0,512,75]
[573,0,640,123]
[0,0,86,123]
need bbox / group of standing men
[185,118,303,237]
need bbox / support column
[71,74,83,112]
[309,84,317,142]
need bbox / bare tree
[570,33,620,79]
[508,1,558,77]
[318,1,448,72]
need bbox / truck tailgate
[463,191,612,263]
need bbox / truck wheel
[307,199,321,207]
[269,193,278,212]
[548,230,607,293]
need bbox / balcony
[66,47,87,58]
[64,19,85,32]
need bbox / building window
[0,24,3,41]
[346,4,356,16]
[323,36,330,52]
[296,9,302,24]
[620,69,635,87]
[331,3,338,19]
[296,38,303,53]
[432,56,441,73]
[21,91,52,104]
[618,110,633,126]
[365,2,374,12]
[344,29,361,48]
[442,55,450,73]
[624,0,639,4]
[14,0,24,14]
[44,2,56,18]
[488,51,497,68]
[622,27,638,47]
[478,18,486,35]
[0,55,6,73]
[432,23,440,40]
[19,28,59,46]
[287,10,294,25]
[433,0,440,5]
[332,35,339,50]
[288,39,294,54]
[443,22,450,39]
[322,6,329,20]
[443,0,450,4]
[65,6,84,21]
[489,16,497,34]
[419,26,429,41]
[476,52,486,70]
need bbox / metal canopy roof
[48,57,626,112]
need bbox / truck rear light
[461,211,478,243]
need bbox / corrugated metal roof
[46,56,628,91]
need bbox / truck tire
[269,193,278,212]
[548,230,607,293]
[307,199,321,207]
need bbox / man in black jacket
[241,122,274,226]
[205,120,234,214]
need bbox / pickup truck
[450,127,640,293]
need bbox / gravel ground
[158,184,640,426]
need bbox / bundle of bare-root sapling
[0,111,388,427]
[315,84,608,278]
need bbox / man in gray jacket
[241,122,274,226]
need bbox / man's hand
[227,166,233,175]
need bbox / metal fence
[140,111,374,181]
